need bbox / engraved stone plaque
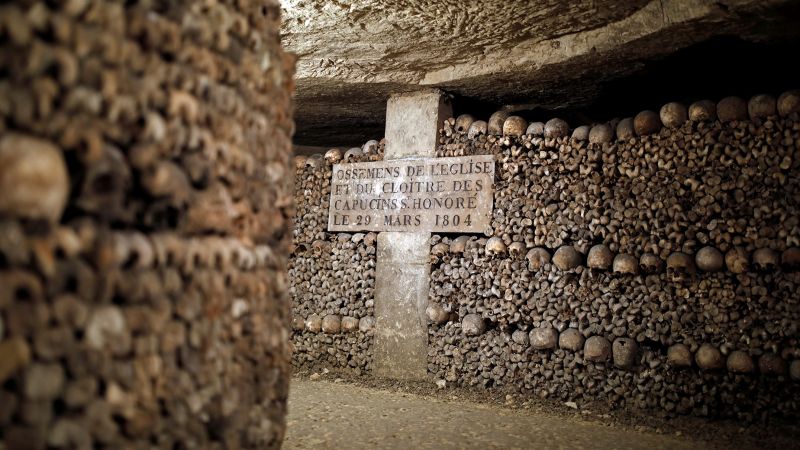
[328,155,495,233]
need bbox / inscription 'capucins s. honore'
[328,155,495,233]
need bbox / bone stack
[289,140,384,372]
[439,96,800,257]
[428,92,800,421]
[0,2,294,448]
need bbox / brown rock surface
[283,0,800,145]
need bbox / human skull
[558,329,584,352]
[485,237,507,257]
[638,253,663,274]
[667,343,692,367]
[552,245,581,270]
[659,102,687,128]
[588,124,613,144]
[526,247,551,271]
[570,125,590,141]
[525,122,544,136]
[462,314,486,336]
[321,315,341,334]
[612,254,638,275]
[777,90,800,117]
[294,155,307,169]
[748,94,777,119]
[344,147,363,161]
[341,316,359,333]
[634,110,661,136]
[587,244,613,270]
[758,353,787,376]
[544,118,569,139]
[426,304,449,324]
[615,118,635,140]
[488,111,510,135]
[305,154,322,169]
[0,133,69,223]
[455,114,475,134]
[450,236,469,254]
[612,338,639,369]
[305,314,322,333]
[717,96,747,122]
[529,327,558,350]
[781,247,800,271]
[752,248,779,272]
[526,121,545,136]
[467,120,488,139]
[584,336,611,362]
[695,344,723,370]
[688,100,717,122]
[362,139,379,154]
[725,247,749,274]
[310,239,330,257]
[726,351,754,374]
[431,242,450,261]
[666,252,696,281]
[324,148,343,164]
[695,246,724,272]
[503,116,528,137]
[359,316,375,332]
[508,242,526,259]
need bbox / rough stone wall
[429,93,800,420]
[289,142,383,373]
[283,0,800,147]
[0,1,294,448]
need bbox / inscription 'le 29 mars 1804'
[327,155,495,233]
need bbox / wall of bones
[0,1,295,448]
[290,142,383,373]
[291,91,800,419]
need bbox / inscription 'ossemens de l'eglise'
[327,155,495,233]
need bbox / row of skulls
[292,313,375,334]
[451,90,800,141]
[432,237,800,280]
[294,139,382,169]
[435,311,800,379]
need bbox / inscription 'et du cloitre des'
[328,155,495,233]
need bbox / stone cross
[373,90,452,380]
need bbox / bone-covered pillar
[0,2,294,448]
[374,90,452,380]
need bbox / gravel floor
[285,378,712,450]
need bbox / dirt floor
[286,369,799,450]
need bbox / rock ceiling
[281,0,800,147]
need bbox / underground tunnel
[1,1,800,449]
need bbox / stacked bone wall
[429,94,800,420]
[0,1,294,448]
[287,94,800,419]
[289,142,383,372]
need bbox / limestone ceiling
[281,0,800,147]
